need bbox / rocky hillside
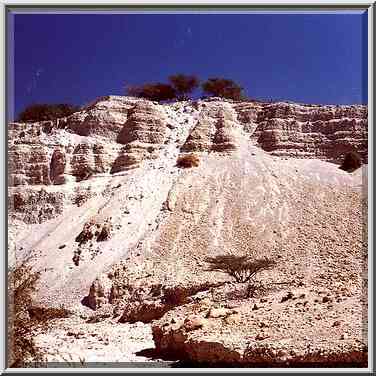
[8,96,368,367]
[9,96,367,187]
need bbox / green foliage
[339,151,362,172]
[17,104,80,123]
[168,74,200,100]
[202,78,244,100]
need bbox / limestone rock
[86,275,113,310]
[184,315,206,331]
[50,149,66,185]
[252,103,367,162]
[8,96,367,192]
[113,101,167,170]
[8,95,368,367]
[181,101,241,153]
[207,307,232,318]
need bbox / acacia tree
[18,104,80,123]
[126,83,176,102]
[126,85,144,98]
[168,74,200,100]
[202,78,244,100]
[205,255,276,298]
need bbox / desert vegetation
[339,151,362,173]
[201,78,244,100]
[176,154,200,168]
[17,103,80,123]
[205,255,277,298]
[8,262,72,367]
[126,74,245,102]
[8,263,43,367]
[168,74,200,101]
[126,83,177,102]
[19,76,246,118]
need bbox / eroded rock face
[71,143,107,181]
[151,287,367,366]
[114,101,167,171]
[9,96,367,366]
[85,275,113,310]
[181,102,241,152]
[8,97,138,187]
[50,149,66,185]
[234,101,368,162]
[66,96,134,140]
[8,96,367,191]
[9,144,51,186]
[211,108,240,152]
[9,188,64,224]
[72,219,113,267]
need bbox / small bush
[339,151,362,172]
[176,154,200,168]
[8,263,43,367]
[9,263,73,367]
[205,255,277,298]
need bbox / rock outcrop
[8,96,367,189]
[181,102,241,152]
[152,289,367,366]
[244,102,367,162]
[8,95,368,367]
[113,101,167,172]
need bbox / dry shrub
[205,255,276,283]
[8,263,43,367]
[339,151,362,172]
[8,263,72,367]
[205,255,277,298]
[126,83,176,102]
[202,78,244,100]
[176,154,200,168]
[168,74,200,101]
[17,103,79,123]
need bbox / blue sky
[9,11,367,119]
